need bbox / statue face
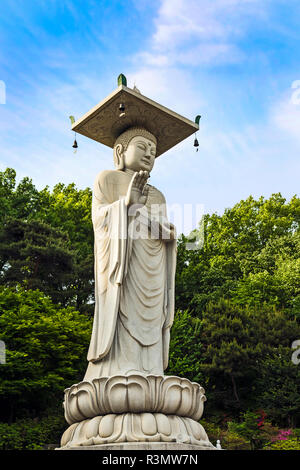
[123,136,156,172]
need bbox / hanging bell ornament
[119,103,126,118]
[69,117,78,153]
[193,115,201,152]
[72,132,78,153]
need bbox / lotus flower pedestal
[59,374,215,450]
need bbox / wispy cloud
[138,0,267,67]
[272,86,300,143]
[1,0,299,218]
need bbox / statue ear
[114,143,125,170]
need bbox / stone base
[63,375,206,424]
[58,442,216,450]
[60,413,215,449]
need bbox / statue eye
[138,144,146,150]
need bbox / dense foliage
[0,167,299,449]
[0,168,94,314]
[0,286,92,422]
[176,193,300,314]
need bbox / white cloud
[153,0,230,46]
[2,0,298,221]
[127,66,203,118]
[118,0,299,215]
[0,67,117,191]
[272,90,300,142]
[144,0,265,66]
[150,81,300,218]
[137,42,243,67]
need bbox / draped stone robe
[84,169,177,381]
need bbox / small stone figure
[216,439,222,450]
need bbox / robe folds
[84,170,177,380]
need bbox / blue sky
[0,0,300,231]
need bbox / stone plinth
[58,442,216,450]
[63,375,206,424]
[59,374,215,450]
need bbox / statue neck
[123,168,151,178]
[123,168,135,177]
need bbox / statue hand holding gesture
[125,170,149,207]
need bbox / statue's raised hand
[125,170,149,207]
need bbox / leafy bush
[227,411,278,450]
[199,419,222,443]
[0,414,66,450]
[200,418,251,450]
[264,438,300,450]
[221,431,251,450]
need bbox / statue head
[113,127,157,172]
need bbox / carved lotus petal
[85,416,101,440]
[141,413,157,436]
[161,384,183,414]
[108,383,128,413]
[178,385,193,416]
[127,382,147,412]
[63,374,206,424]
[76,382,98,419]
[156,413,171,436]
[99,414,115,438]
[60,413,216,449]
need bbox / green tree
[256,350,300,426]
[0,168,42,221]
[0,218,75,305]
[0,286,92,422]
[0,168,94,313]
[232,231,300,312]
[197,300,300,422]
[38,182,94,313]
[176,193,300,314]
[167,309,204,383]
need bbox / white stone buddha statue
[84,127,177,380]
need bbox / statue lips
[140,158,151,167]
